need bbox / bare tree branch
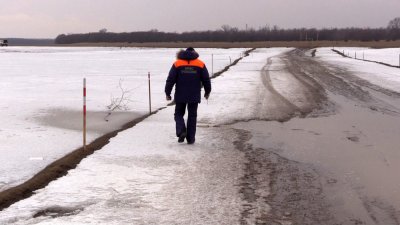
[105,78,133,121]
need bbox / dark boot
[178,131,187,143]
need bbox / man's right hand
[204,93,210,100]
[166,95,172,101]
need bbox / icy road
[1,47,400,225]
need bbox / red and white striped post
[211,54,214,76]
[83,78,87,151]
[148,72,152,114]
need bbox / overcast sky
[0,0,399,38]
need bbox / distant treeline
[55,26,400,44]
[3,38,54,46]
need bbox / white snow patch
[333,47,400,67]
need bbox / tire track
[238,48,400,224]
[233,128,337,225]
[252,50,329,123]
[261,58,302,114]
[287,49,400,115]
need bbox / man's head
[177,47,199,60]
[186,47,195,52]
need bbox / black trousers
[174,102,198,142]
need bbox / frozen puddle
[36,108,145,134]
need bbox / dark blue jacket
[165,50,211,103]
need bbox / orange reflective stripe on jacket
[174,59,205,69]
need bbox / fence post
[148,72,152,114]
[83,78,86,151]
[211,54,214,76]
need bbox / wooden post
[148,72,152,114]
[363,52,365,60]
[83,78,87,151]
[211,54,214,76]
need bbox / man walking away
[165,47,212,144]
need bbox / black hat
[186,47,195,52]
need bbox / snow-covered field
[0,48,291,224]
[0,47,246,191]
[318,48,400,93]
[333,47,400,67]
